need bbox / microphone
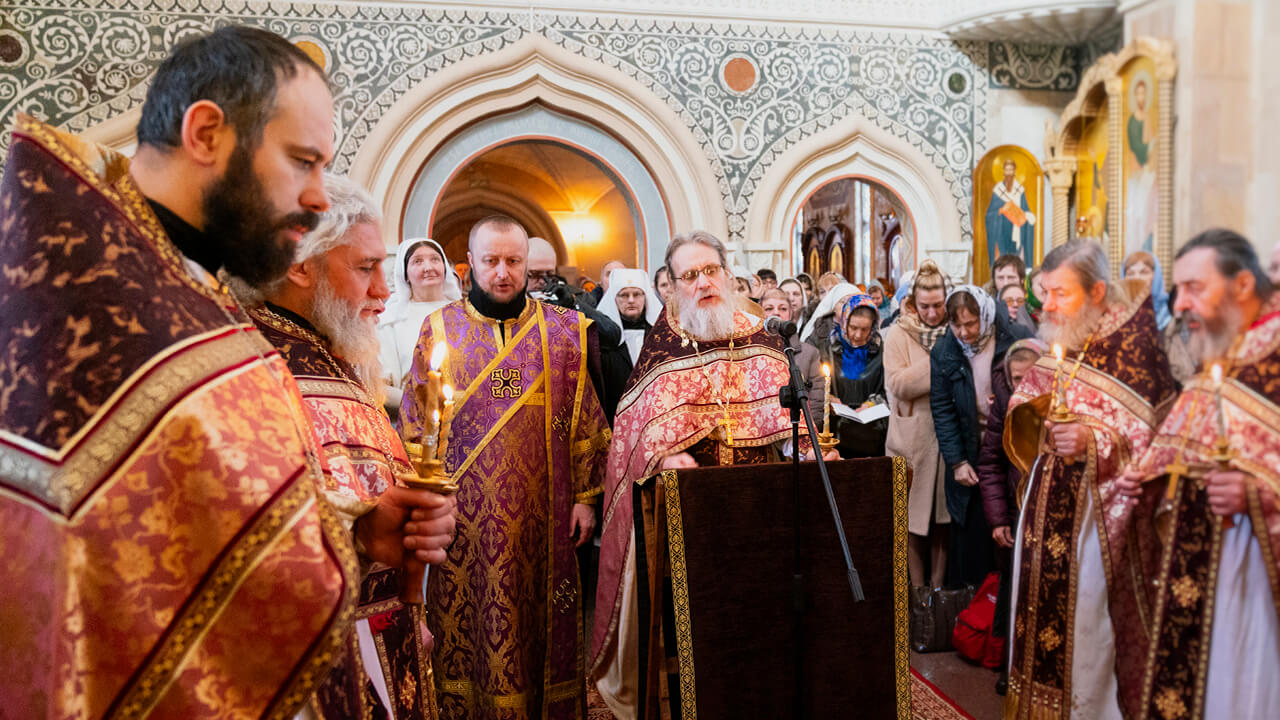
[764,315,797,339]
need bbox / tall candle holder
[818,363,837,451]
[398,342,459,604]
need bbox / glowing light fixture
[551,212,604,247]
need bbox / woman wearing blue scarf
[812,293,888,457]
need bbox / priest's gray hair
[1040,238,1125,306]
[664,230,729,277]
[294,173,382,265]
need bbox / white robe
[1205,514,1280,717]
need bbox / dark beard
[201,144,319,285]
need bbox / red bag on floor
[951,571,1000,664]
[982,630,1005,670]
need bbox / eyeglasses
[1005,296,1026,307]
[675,263,724,284]
[528,270,555,281]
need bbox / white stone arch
[347,33,726,261]
[746,112,966,279]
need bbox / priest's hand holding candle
[1207,363,1242,525]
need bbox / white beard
[675,291,737,342]
[312,273,386,405]
[1038,302,1105,351]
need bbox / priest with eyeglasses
[590,230,836,719]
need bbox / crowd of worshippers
[6,23,1280,720]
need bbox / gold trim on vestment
[449,373,545,481]
[538,303,556,720]
[617,343,787,416]
[0,329,263,516]
[266,494,360,720]
[662,470,699,720]
[892,456,911,720]
[573,429,612,457]
[109,481,318,718]
[452,309,539,413]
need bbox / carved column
[1044,158,1076,250]
[1105,75,1125,279]
[1156,63,1176,284]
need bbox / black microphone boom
[764,315,797,339]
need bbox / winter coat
[929,312,1032,526]
[976,362,1020,529]
[884,322,949,535]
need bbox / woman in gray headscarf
[377,238,462,410]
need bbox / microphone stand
[776,323,866,719]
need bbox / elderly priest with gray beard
[590,230,836,719]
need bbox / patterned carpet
[585,669,974,719]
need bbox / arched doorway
[429,138,642,283]
[796,176,913,295]
[403,103,665,280]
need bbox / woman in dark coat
[813,293,888,458]
[929,285,1033,587]
[975,337,1046,692]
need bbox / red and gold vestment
[1123,296,1280,720]
[251,303,438,720]
[0,115,357,718]
[1004,292,1176,720]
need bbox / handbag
[910,583,978,653]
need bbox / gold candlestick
[421,342,448,461]
[438,384,455,464]
[821,363,832,436]
[398,439,459,606]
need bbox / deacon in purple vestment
[399,215,610,720]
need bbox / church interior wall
[9,1,1128,279]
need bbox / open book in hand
[831,401,890,424]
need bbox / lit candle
[438,384,455,463]
[1051,344,1066,411]
[821,363,832,436]
[422,341,448,461]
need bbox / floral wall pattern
[2,1,1089,248]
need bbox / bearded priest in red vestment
[1003,239,1176,720]
[398,215,611,720]
[0,27,450,719]
[234,174,456,720]
[590,231,835,719]
[1115,230,1280,720]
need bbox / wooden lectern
[632,457,910,719]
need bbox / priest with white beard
[589,230,835,718]
[233,174,453,720]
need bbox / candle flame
[1211,363,1223,386]
[432,409,440,424]
[822,363,831,378]
[1053,344,1064,362]
[443,384,454,403]
[430,342,448,371]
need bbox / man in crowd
[593,259,628,303]
[236,174,454,719]
[1004,239,1175,719]
[0,26,452,717]
[757,267,778,292]
[590,231,835,718]
[992,253,1026,295]
[527,235,616,417]
[1116,229,1280,719]
[400,215,611,719]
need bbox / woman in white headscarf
[377,238,462,411]
[596,268,662,421]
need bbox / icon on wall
[973,145,1043,286]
